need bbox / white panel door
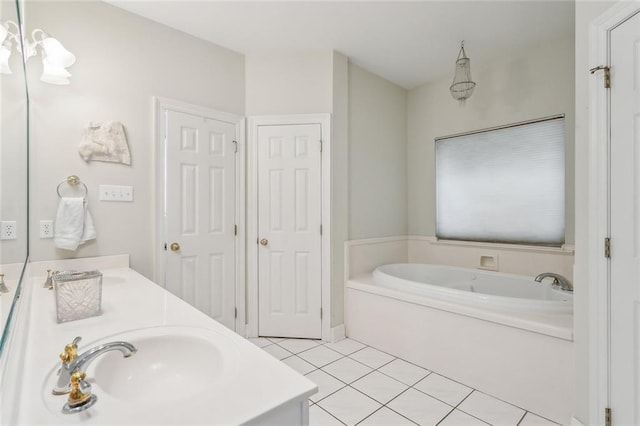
[609,11,640,425]
[165,109,237,330]
[257,124,322,338]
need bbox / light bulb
[0,22,8,45]
[41,36,75,68]
[0,41,12,74]
[41,57,71,85]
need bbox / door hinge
[320,308,323,319]
[235,307,238,319]
[605,407,611,426]
[320,140,323,153]
[234,224,237,236]
[590,65,611,89]
[320,224,323,235]
[605,237,611,259]
[233,140,238,153]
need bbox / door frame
[588,3,640,422]
[246,114,331,340]
[153,96,246,333]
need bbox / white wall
[26,1,245,278]
[348,64,407,240]
[407,37,575,245]
[331,52,349,328]
[245,50,333,116]
[573,2,618,423]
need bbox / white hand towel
[54,197,96,251]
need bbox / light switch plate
[99,185,134,202]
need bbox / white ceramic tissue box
[53,270,102,323]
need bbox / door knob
[170,242,181,252]
[260,239,268,246]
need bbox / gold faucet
[68,371,92,406]
[53,336,136,395]
[59,336,80,364]
[62,370,98,414]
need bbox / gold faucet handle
[68,371,92,407]
[59,336,82,363]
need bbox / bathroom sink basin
[91,327,231,402]
[43,325,241,411]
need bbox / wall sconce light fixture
[0,20,76,85]
[449,41,476,104]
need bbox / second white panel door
[257,124,322,338]
[609,10,640,425]
[165,109,237,330]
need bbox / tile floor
[248,336,560,426]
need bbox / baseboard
[330,324,346,343]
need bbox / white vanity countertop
[8,258,316,425]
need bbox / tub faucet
[53,336,137,395]
[534,272,573,292]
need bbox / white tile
[322,357,372,384]
[458,391,525,426]
[282,355,317,375]
[309,404,344,426]
[439,409,489,426]
[349,347,395,369]
[262,344,292,360]
[519,412,560,426]
[247,337,272,348]
[306,369,346,402]
[358,407,416,426]
[298,345,344,367]
[266,337,286,343]
[387,388,452,426]
[413,373,473,406]
[324,338,367,355]
[317,386,381,426]
[377,359,429,386]
[277,338,321,354]
[351,371,409,404]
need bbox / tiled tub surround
[344,237,574,424]
[250,337,560,426]
[345,236,574,282]
[3,255,316,425]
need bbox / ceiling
[104,1,575,89]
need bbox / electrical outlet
[40,220,54,239]
[0,221,17,240]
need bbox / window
[435,116,565,246]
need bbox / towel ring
[57,175,88,198]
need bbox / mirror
[0,0,29,355]
[6,1,574,353]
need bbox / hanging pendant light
[449,41,476,104]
